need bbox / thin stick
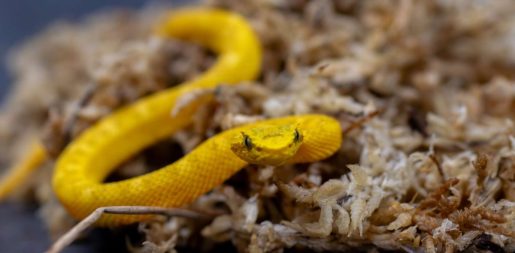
[46,206,206,253]
[429,153,446,181]
[342,110,381,135]
[62,83,97,145]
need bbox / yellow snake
[0,8,342,227]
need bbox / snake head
[230,123,303,166]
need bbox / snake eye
[243,133,252,150]
[293,129,302,142]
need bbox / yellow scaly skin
[50,9,342,227]
[0,142,46,199]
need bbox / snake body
[52,9,342,226]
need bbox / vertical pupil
[294,129,300,142]
[244,136,252,149]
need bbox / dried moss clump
[0,0,514,252]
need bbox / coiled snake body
[28,9,342,227]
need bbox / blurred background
[0,0,173,101]
[0,1,183,252]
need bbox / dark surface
[0,203,49,252]
[0,203,137,252]
[0,1,186,252]
[0,203,241,253]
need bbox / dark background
[0,1,185,252]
